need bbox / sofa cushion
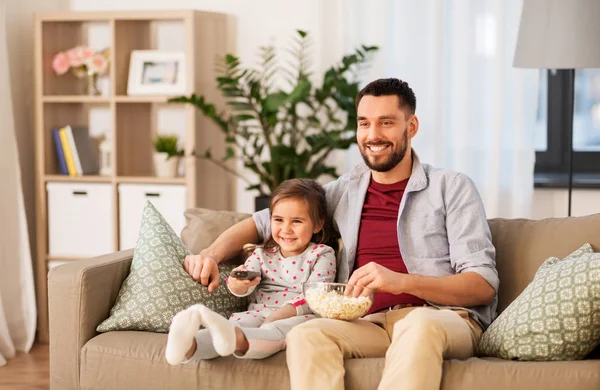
[479,244,600,361]
[80,331,600,390]
[96,201,248,333]
[488,214,600,313]
[180,208,251,255]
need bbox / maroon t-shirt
[355,177,427,315]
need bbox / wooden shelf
[36,10,198,22]
[116,176,186,184]
[47,256,82,262]
[35,9,232,343]
[42,95,110,103]
[114,95,175,103]
[44,174,112,183]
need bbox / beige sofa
[48,212,600,390]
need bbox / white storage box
[118,183,187,250]
[47,182,115,258]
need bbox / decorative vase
[86,72,101,96]
[153,152,179,178]
[254,195,271,212]
[99,134,113,176]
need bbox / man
[184,78,499,390]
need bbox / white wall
[69,0,600,219]
[70,0,349,213]
[3,0,69,270]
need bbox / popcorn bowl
[303,282,375,320]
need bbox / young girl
[165,178,337,364]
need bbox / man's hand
[347,262,404,295]
[262,304,297,325]
[183,251,220,292]
[228,265,261,296]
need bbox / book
[67,126,100,175]
[64,125,83,176]
[51,129,68,175]
[58,127,77,176]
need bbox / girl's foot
[198,305,237,356]
[165,305,203,365]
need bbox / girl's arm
[227,250,263,297]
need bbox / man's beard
[359,129,408,172]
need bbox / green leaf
[245,184,262,192]
[227,101,254,111]
[264,92,288,112]
[286,80,311,104]
[235,114,256,122]
[224,147,235,161]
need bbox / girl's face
[271,197,322,257]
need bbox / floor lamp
[513,0,600,217]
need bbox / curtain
[0,4,37,366]
[342,0,539,218]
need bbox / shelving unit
[34,10,234,342]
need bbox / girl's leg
[165,306,203,365]
[236,315,315,360]
[196,305,264,356]
[165,304,256,364]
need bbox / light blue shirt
[253,152,499,328]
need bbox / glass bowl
[303,282,375,320]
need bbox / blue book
[51,128,68,175]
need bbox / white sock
[198,304,237,356]
[165,305,203,365]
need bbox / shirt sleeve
[285,245,337,315]
[226,248,263,297]
[252,209,271,242]
[445,173,500,294]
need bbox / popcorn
[305,289,372,320]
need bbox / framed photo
[127,50,186,95]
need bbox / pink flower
[87,53,108,75]
[52,52,70,75]
[67,46,84,67]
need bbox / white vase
[153,152,179,178]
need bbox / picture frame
[127,50,186,95]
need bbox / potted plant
[169,30,378,210]
[153,134,184,178]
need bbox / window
[535,69,600,182]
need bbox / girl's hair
[261,178,335,253]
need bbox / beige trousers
[286,306,483,390]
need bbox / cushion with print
[97,201,249,333]
[479,243,600,361]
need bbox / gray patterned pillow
[97,201,249,333]
[479,243,600,361]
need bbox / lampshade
[514,0,600,69]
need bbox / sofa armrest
[48,249,134,390]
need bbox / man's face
[356,95,410,172]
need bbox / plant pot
[255,195,271,212]
[153,152,179,178]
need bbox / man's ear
[408,114,419,139]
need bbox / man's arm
[348,263,495,306]
[400,272,495,306]
[201,218,261,263]
[183,217,261,292]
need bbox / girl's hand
[228,265,261,295]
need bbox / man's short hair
[355,78,417,116]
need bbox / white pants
[191,312,316,360]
